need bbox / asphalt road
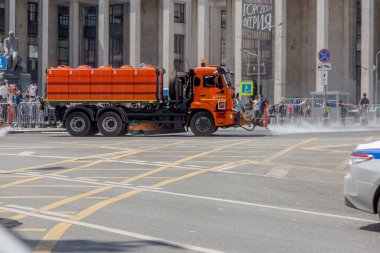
[0,128,380,253]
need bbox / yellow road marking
[81,168,151,171]
[4,141,185,224]
[85,197,109,200]
[0,196,67,199]
[32,140,248,253]
[365,136,375,142]
[0,175,32,178]
[12,228,47,232]
[14,185,99,188]
[263,138,318,163]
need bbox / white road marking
[5,204,73,218]
[265,168,290,178]
[17,151,35,156]
[8,171,374,223]
[75,177,99,182]
[50,174,69,178]
[0,205,225,253]
[137,185,163,190]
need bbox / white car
[344,140,380,219]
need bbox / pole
[375,51,380,105]
[257,29,261,95]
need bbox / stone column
[198,0,209,65]
[315,0,329,92]
[274,0,287,103]
[190,0,198,68]
[5,0,16,35]
[69,0,80,67]
[184,1,192,71]
[162,0,174,88]
[130,0,141,67]
[234,0,242,90]
[361,0,374,103]
[98,0,110,66]
[38,0,49,97]
[225,0,235,70]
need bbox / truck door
[200,75,226,111]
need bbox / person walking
[360,93,370,118]
[0,81,8,103]
[235,93,242,127]
[28,82,37,101]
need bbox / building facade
[0,0,379,104]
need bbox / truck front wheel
[190,112,216,136]
[97,111,124,137]
[66,112,92,137]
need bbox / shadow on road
[360,223,380,233]
[0,218,23,228]
[31,166,67,171]
[24,240,183,252]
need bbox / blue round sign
[318,49,331,63]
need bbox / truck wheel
[66,112,92,137]
[97,111,124,137]
[190,112,216,136]
[212,127,219,134]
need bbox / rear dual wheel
[97,111,125,137]
[66,112,94,137]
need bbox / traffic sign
[317,63,331,71]
[321,71,328,86]
[0,56,7,71]
[318,49,331,63]
[240,81,254,96]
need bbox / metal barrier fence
[269,98,380,126]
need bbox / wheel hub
[195,116,211,133]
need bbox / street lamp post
[375,51,380,105]
[257,22,283,96]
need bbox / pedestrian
[253,96,260,118]
[28,82,37,101]
[0,81,8,103]
[360,93,370,118]
[235,93,242,126]
[259,95,267,118]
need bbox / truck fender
[96,106,127,122]
[62,106,96,127]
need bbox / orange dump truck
[45,64,266,137]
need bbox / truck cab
[188,65,236,136]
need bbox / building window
[174,34,184,72]
[110,4,123,24]
[221,39,226,66]
[109,5,123,67]
[58,6,69,66]
[221,10,227,29]
[0,8,4,55]
[84,6,97,67]
[28,2,39,82]
[174,3,185,23]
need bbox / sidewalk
[7,127,67,134]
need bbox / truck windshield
[223,73,234,88]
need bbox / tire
[378,196,380,220]
[190,112,216,136]
[88,125,99,136]
[66,112,92,137]
[212,126,219,134]
[97,111,124,137]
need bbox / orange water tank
[46,66,70,100]
[68,65,92,100]
[133,66,157,101]
[112,65,134,101]
[91,66,113,100]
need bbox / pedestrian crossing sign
[0,56,6,71]
[240,81,254,96]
